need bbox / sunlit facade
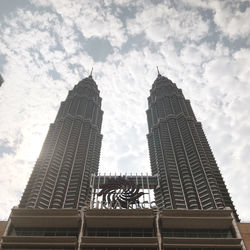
[19,74,103,210]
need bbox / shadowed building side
[0,74,4,87]
[19,75,103,210]
[0,221,7,238]
[147,72,239,221]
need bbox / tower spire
[89,67,93,78]
[156,66,161,76]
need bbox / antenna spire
[157,66,161,76]
[89,67,93,77]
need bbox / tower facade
[19,75,103,209]
[147,73,239,221]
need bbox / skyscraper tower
[147,71,239,221]
[1,71,246,250]
[19,74,103,209]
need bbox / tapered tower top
[75,71,99,93]
[150,70,179,98]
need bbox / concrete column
[231,211,246,250]
[77,208,86,250]
[155,210,162,250]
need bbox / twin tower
[19,72,238,221]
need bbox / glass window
[108,230,119,237]
[85,228,154,237]
[162,228,234,238]
[120,229,131,237]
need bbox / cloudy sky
[0,0,250,221]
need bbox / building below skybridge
[0,205,247,250]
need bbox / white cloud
[127,2,209,43]
[211,1,250,39]
[31,0,128,47]
[182,0,250,39]
[233,48,250,81]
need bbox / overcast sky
[0,0,250,221]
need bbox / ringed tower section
[146,71,239,221]
[19,74,103,210]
